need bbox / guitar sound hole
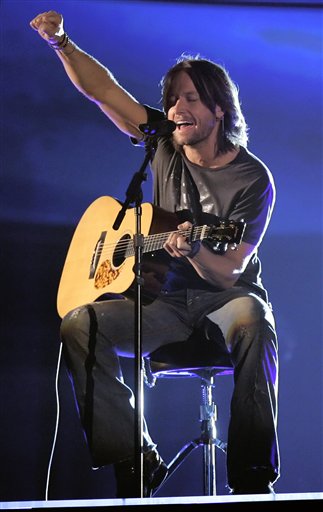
[113,234,132,267]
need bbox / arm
[29,10,147,138]
[164,165,275,289]
[163,221,255,289]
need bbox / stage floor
[1,493,322,510]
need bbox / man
[30,10,280,498]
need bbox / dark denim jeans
[60,286,280,488]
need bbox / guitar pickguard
[94,259,124,289]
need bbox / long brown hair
[160,55,248,153]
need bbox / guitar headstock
[206,219,246,253]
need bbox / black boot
[229,469,276,495]
[114,448,168,498]
[230,483,275,495]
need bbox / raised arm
[30,10,147,139]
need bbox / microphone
[139,120,176,137]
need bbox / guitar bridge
[89,231,107,278]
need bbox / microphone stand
[112,139,154,498]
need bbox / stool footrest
[152,437,227,496]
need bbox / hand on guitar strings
[163,221,201,260]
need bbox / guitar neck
[126,226,208,257]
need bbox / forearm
[187,245,242,289]
[164,223,254,289]
[54,39,146,136]
[55,39,118,101]
[30,11,147,137]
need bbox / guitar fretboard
[125,225,209,257]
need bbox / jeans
[60,286,280,488]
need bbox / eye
[187,94,199,102]
[167,95,177,108]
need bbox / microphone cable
[45,340,63,501]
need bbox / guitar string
[82,225,238,265]
[91,226,207,260]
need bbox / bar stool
[144,324,234,496]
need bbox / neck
[183,144,239,169]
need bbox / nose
[173,96,187,115]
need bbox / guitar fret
[201,225,208,241]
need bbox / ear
[215,104,225,119]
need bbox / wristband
[48,33,69,50]
[186,240,201,259]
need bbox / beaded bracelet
[62,44,76,56]
[48,33,69,50]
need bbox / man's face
[166,70,222,149]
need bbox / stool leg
[200,376,217,495]
[150,371,227,496]
[203,442,216,495]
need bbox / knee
[233,295,274,329]
[225,296,276,352]
[60,305,90,346]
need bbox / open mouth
[176,121,194,130]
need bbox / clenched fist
[30,10,64,44]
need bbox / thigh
[90,295,193,357]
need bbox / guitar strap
[173,161,203,226]
[174,160,231,255]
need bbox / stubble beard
[172,125,215,152]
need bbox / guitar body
[57,196,178,318]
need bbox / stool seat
[147,327,234,379]
[148,341,233,379]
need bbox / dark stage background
[1,0,322,504]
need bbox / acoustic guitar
[57,196,245,318]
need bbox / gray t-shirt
[136,107,276,301]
